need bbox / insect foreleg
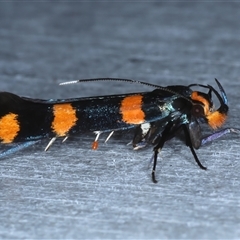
[152,121,174,183]
[183,125,207,170]
[201,128,240,146]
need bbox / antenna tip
[59,80,79,85]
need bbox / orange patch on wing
[52,104,77,136]
[120,95,145,124]
[0,113,20,143]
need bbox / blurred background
[0,2,240,239]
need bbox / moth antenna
[60,78,193,103]
[60,78,162,89]
[60,80,79,85]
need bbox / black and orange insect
[0,78,239,182]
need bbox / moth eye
[192,104,205,117]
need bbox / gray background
[0,2,240,239]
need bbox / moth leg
[132,123,151,150]
[201,128,240,146]
[152,121,173,183]
[92,131,102,150]
[0,140,41,158]
[183,125,207,170]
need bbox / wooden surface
[0,2,240,239]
